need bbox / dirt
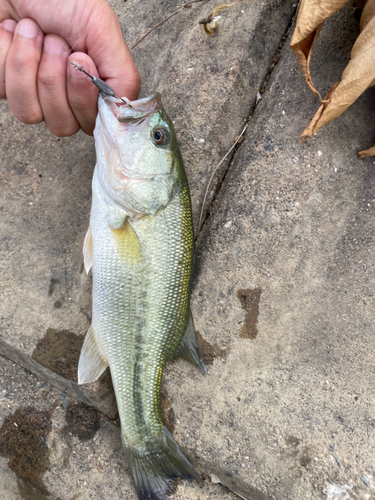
[160,388,175,433]
[235,288,261,339]
[47,278,60,297]
[64,403,101,441]
[31,329,84,381]
[0,406,53,495]
[196,331,227,365]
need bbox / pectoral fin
[83,226,93,274]
[78,325,108,384]
[174,313,206,375]
[111,218,142,265]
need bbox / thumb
[83,1,141,101]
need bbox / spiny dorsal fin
[174,313,206,375]
[78,325,108,384]
[83,226,93,274]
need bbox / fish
[78,91,205,500]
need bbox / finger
[67,53,99,135]
[38,35,79,137]
[6,18,44,124]
[85,1,141,100]
[0,19,17,98]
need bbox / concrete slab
[0,354,238,500]
[3,1,375,499]
[113,0,297,229]
[0,0,296,417]
[162,4,375,499]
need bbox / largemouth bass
[78,91,204,500]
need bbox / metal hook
[70,61,133,108]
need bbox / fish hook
[69,61,133,108]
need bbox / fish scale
[79,92,202,500]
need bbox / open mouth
[105,93,161,124]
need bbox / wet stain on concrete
[299,448,312,467]
[31,329,84,381]
[17,478,53,500]
[65,403,101,441]
[161,388,175,433]
[236,288,261,339]
[285,436,312,468]
[286,435,301,452]
[196,331,227,365]
[0,407,53,496]
[48,278,60,297]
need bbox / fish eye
[151,127,170,146]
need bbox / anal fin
[78,325,108,384]
[83,226,93,274]
[174,313,206,375]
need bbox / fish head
[94,92,180,216]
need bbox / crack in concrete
[196,1,300,242]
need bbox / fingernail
[17,19,39,38]
[44,36,69,56]
[1,20,17,33]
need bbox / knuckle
[8,50,38,75]
[38,70,61,90]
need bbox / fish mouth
[105,92,162,123]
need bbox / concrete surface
[1,0,375,499]
[0,355,238,500]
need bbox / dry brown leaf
[298,12,375,141]
[358,146,375,157]
[360,0,375,29]
[291,0,375,156]
[290,0,349,99]
[298,82,340,142]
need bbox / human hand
[0,0,141,136]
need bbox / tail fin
[122,426,201,500]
